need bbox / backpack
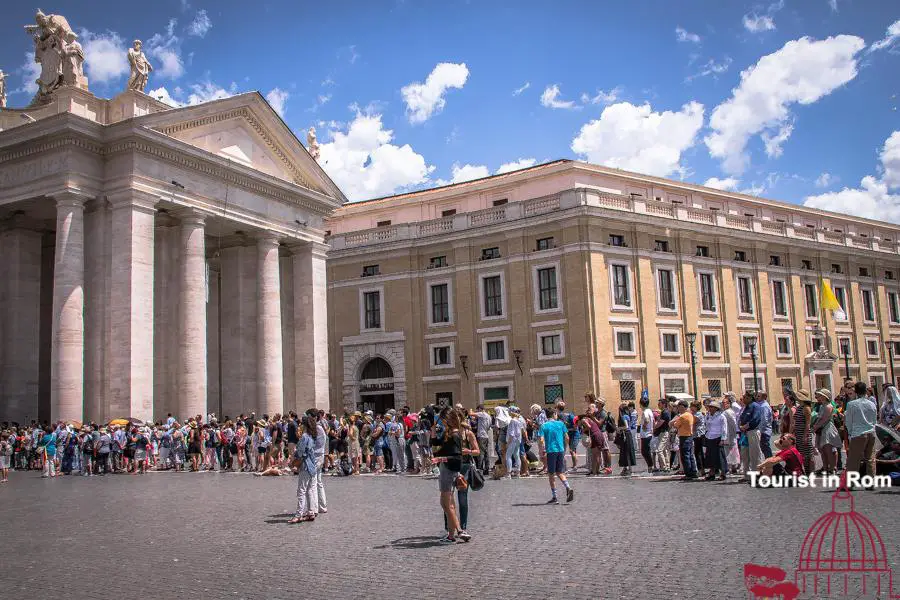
[564,412,576,433]
[82,437,95,453]
[602,412,616,435]
[340,456,352,476]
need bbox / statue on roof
[127,39,153,92]
[307,127,320,160]
[24,9,85,104]
[0,70,7,108]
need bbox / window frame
[771,279,789,318]
[804,282,819,320]
[536,330,566,361]
[736,275,755,316]
[478,271,507,321]
[833,285,848,321]
[659,329,681,357]
[613,327,637,357]
[655,266,678,313]
[742,374,765,393]
[428,341,456,370]
[426,279,454,327]
[482,335,509,365]
[697,270,718,315]
[740,333,759,358]
[865,337,880,359]
[359,286,385,332]
[532,262,562,315]
[608,261,633,310]
[775,334,793,358]
[861,287,876,323]
[701,331,721,358]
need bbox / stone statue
[0,70,7,108]
[61,30,85,87]
[307,127,320,160]
[127,39,153,92]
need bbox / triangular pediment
[134,93,345,204]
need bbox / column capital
[255,232,281,248]
[171,207,210,227]
[106,188,159,214]
[286,240,329,258]
[51,190,91,208]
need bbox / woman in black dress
[616,404,636,476]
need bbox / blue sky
[2,1,899,216]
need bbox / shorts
[257,447,267,455]
[546,451,565,474]
[374,443,384,457]
[134,448,146,461]
[349,441,361,459]
[567,433,579,452]
[438,463,460,493]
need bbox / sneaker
[602,467,613,475]
[437,535,457,545]
[546,497,559,504]
[458,530,471,542]
[566,488,575,503]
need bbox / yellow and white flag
[820,278,846,320]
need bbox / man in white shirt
[504,406,526,479]
[638,397,655,471]
[474,404,492,473]
[704,401,727,480]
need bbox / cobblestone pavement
[2,469,898,600]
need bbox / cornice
[0,135,104,163]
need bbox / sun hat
[814,388,832,401]
[708,400,722,411]
[794,389,812,403]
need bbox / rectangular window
[492,198,508,207]
[699,273,716,312]
[742,335,758,357]
[612,264,631,307]
[432,345,450,366]
[483,386,508,404]
[708,379,722,397]
[859,267,870,277]
[483,276,503,317]
[772,280,788,317]
[537,267,558,310]
[619,380,636,402]
[769,255,781,266]
[441,209,456,217]
[894,341,900,356]
[430,283,450,324]
[737,277,753,315]
[481,247,500,260]
[890,292,899,323]
[804,283,818,319]
[862,289,875,321]
[376,220,392,227]
[696,245,709,257]
[536,237,554,251]
[544,384,564,405]
[743,375,763,393]
[658,269,675,310]
[663,378,686,394]
[363,291,381,329]
[429,255,448,269]
[866,339,880,358]
[654,240,670,253]
[734,250,747,262]
[361,264,380,277]
[781,378,794,392]
[609,234,626,247]
[831,263,842,274]
[662,333,679,354]
[703,333,720,355]
[887,270,895,280]
[801,259,813,270]
[541,334,562,356]
[616,330,634,353]
[776,336,792,357]
[486,340,505,361]
[834,286,847,319]
[838,337,852,358]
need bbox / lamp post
[841,339,851,380]
[748,337,759,394]
[884,341,895,385]
[459,355,469,380]
[685,332,698,398]
[513,349,524,375]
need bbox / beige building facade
[0,86,339,424]
[326,160,900,413]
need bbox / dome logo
[744,477,897,599]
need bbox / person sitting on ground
[756,433,804,481]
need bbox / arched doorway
[358,357,395,414]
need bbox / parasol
[108,418,129,426]
[66,420,83,429]
[875,423,900,445]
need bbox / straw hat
[794,389,812,403]
[814,388,832,402]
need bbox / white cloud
[705,35,865,175]
[17,52,40,95]
[815,172,838,188]
[78,30,130,84]
[318,112,434,200]
[540,84,579,110]
[512,81,530,96]
[685,56,732,82]
[187,10,212,37]
[186,81,236,105]
[571,101,705,178]
[870,19,900,53]
[829,0,838,12]
[743,14,776,32]
[804,131,900,221]
[703,177,740,191]
[580,87,622,105]
[148,86,183,106]
[496,158,537,174]
[265,87,289,117]
[447,163,491,184]
[740,183,766,196]
[761,121,794,158]
[400,62,469,124]
[147,19,185,79]
[675,26,701,43]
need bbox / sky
[1,1,899,219]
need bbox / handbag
[454,472,468,491]
[467,466,484,491]
[581,436,592,448]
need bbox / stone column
[50,193,86,422]
[0,225,43,423]
[108,190,157,422]
[257,235,284,416]
[292,241,330,411]
[177,210,208,421]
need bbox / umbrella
[66,420,83,429]
[127,417,145,427]
[876,423,900,445]
[108,418,129,426]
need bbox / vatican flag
[820,278,847,320]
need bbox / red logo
[744,476,897,599]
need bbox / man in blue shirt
[739,391,763,477]
[846,381,878,476]
[538,407,573,504]
[755,392,774,459]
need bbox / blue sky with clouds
[2,1,899,215]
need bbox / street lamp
[685,332,698,398]
[884,341,895,385]
[747,337,759,394]
[459,355,469,380]
[841,339,851,379]
[513,349,524,375]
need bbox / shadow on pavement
[373,536,446,550]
